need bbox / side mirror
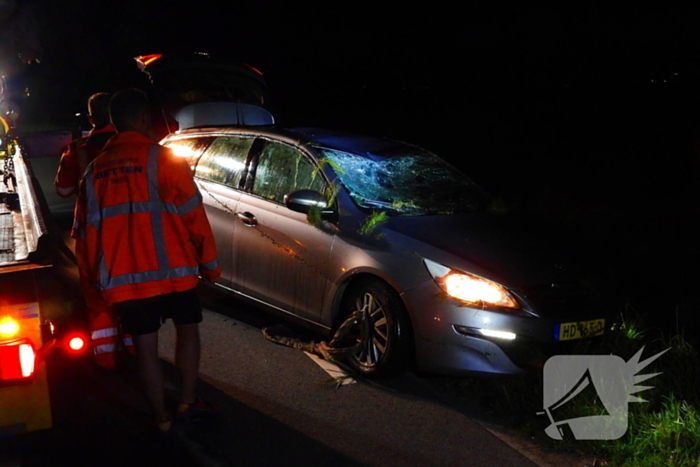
[284,189,333,216]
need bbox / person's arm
[71,176,99,287]
[55,141,81,197]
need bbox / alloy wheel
[352,291,390,369]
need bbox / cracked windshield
[320,148,491,216]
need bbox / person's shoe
[176,397,219,422]
[155,418,173,433]
[146,414,172,434]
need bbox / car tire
[338,278,412,377]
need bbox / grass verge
[426,311,700,466]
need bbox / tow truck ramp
[1,139,49,269]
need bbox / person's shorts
[114,288,203,336]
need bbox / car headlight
[424,258,520,309]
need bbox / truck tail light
[67,335,86,352]
[19,343,35,377]
[0,338,36,381]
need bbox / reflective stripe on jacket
[81,271,134,370]
[72,131,220,305]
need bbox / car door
[188,134,256,287]
[231,138,335,323]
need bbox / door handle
[236,211,258,227]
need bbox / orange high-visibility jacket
[72,131,221,305]
[55,124,116,198]
[57,123,128,368]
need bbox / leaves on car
[358,211,388,237]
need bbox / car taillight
[243,63,264,76]
[0,338,36,380]
[135,53,162,68]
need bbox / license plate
[554,319,605,341]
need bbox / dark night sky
[18,3,700,110]
[9,1,700,199]
[4,1,695,177]
[5,2,700,334]
[1,0,697,152]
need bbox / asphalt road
[156,286,541,467]
[0,219,554,467]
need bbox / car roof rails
[174,102,275,130]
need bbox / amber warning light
[0,319,20,338]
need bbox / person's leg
[174,322,200,405]
[132,331,168,422]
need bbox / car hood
[384,211,593,290]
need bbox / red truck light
[36,329,89,358]
[0,338,36,380]
[18,343,35,376]
[67,335,86,352]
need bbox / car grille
[517,283,601,320]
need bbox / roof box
[174,102,275,130]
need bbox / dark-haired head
[109,88,151,134]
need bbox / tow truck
[1,114,87,437]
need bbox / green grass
[609,398,700,467]
[426,310,700,466]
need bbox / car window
[195,135,254,188]
[163,136,213,169]
[252,141,325,203]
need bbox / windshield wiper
[360,198,429,215]
[361,199,394,209]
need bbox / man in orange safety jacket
[72,88,220,430]
[54,92,131,370]
[55,92,116,197]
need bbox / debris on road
[262,308,368,371]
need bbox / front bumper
[403,281,608,376]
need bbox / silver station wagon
[161,104,611,377]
